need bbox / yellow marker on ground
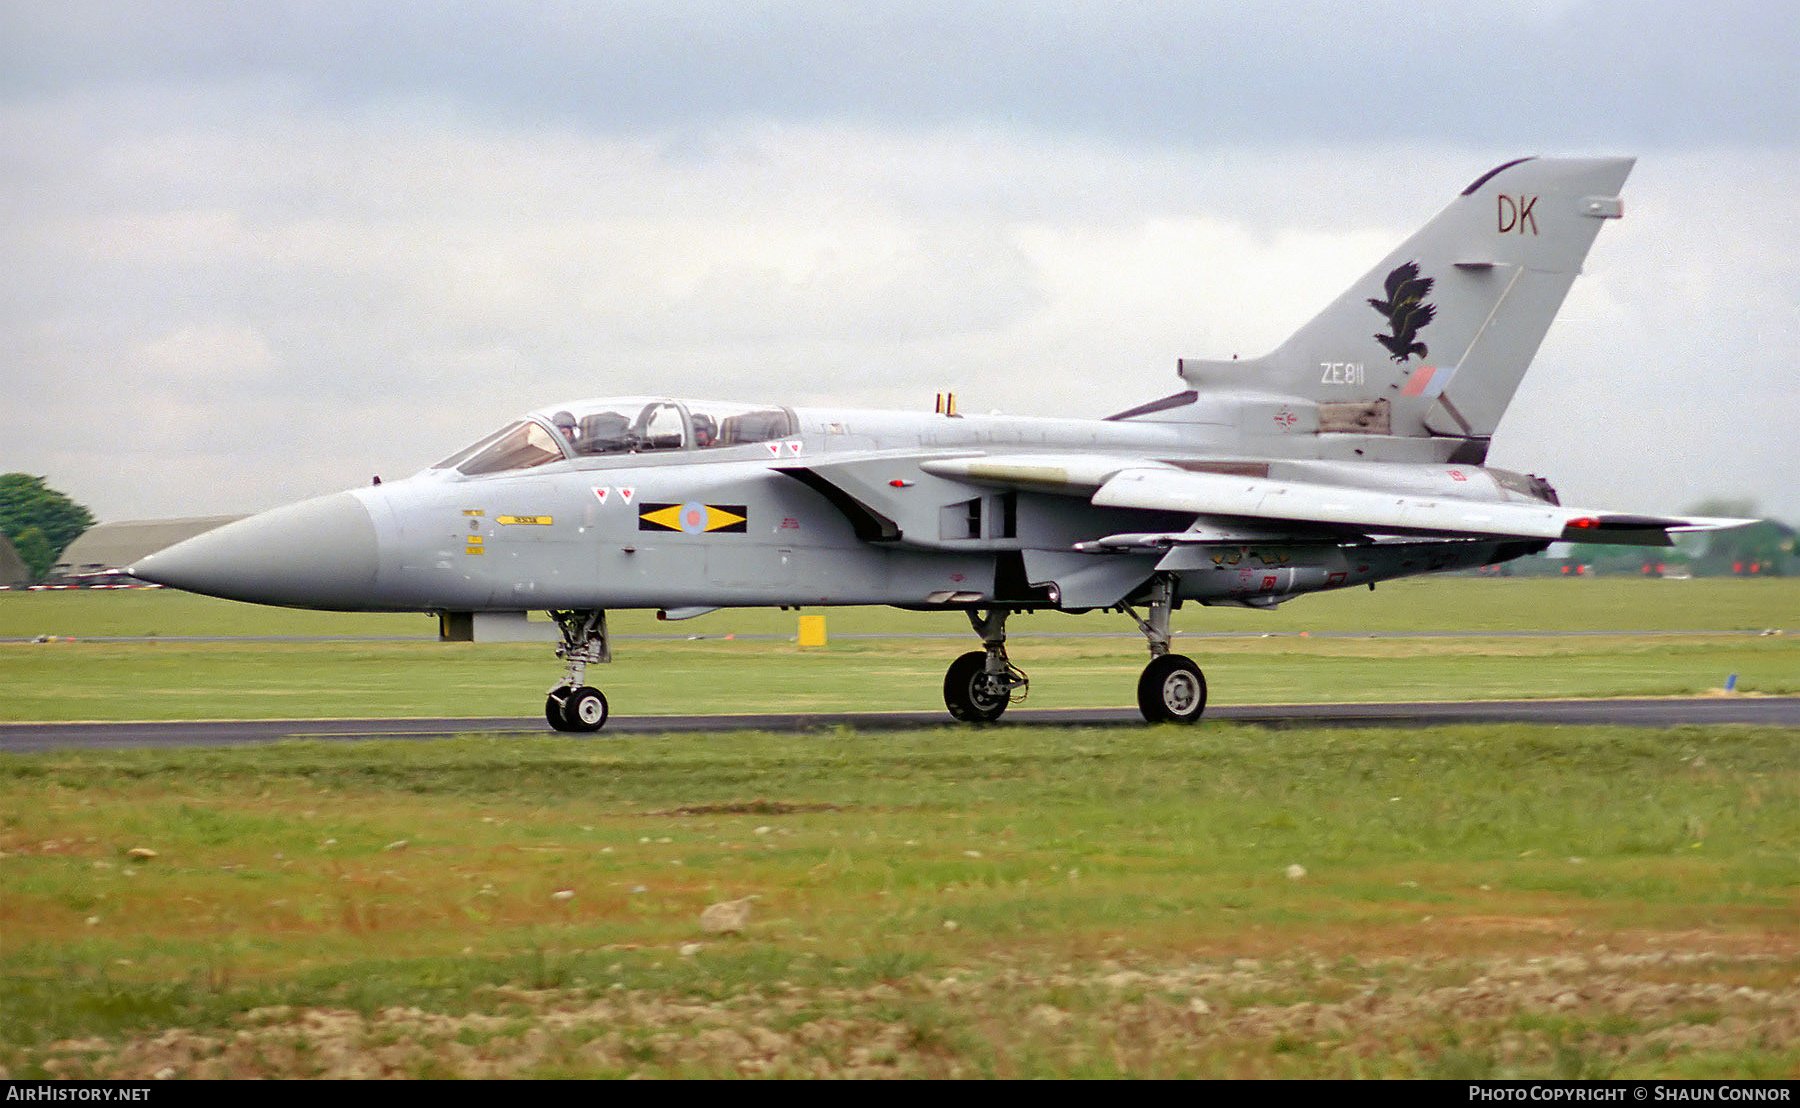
[797,614,827,649]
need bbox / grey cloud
[5,1,1796,150]
[3,2,1795,525]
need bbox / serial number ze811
[1320,361,1365,386]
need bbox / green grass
[1,580,1798,1076]
[4,575,1797,639]
[4,632,1798,722]
[2,578,1797,721]
[2,723,1797,1077]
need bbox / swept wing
[920,455,1753,548]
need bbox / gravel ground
[19,940,1800,1079]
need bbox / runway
[3,696,1797,753]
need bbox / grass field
[3,724,1797,1078]
[1,579,1797,1078]
[6,575,1798,639]
[1,577,1797,722]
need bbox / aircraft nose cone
[130,492,381,610]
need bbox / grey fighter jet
[131,156,1747,731]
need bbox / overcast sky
[3,1,1796,525]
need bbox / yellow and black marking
[638,502,748,534]
[497,515,553,526]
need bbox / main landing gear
[1121,577,1207,724]
[546,609,611,733]
[942,608,1029,722]
[939,578,1207,726]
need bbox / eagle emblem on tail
[1369,261,1435,363]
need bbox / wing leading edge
[919,456,1754,548]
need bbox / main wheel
[944,651,1011,722]
[1137,654,1207,724]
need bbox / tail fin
[1175,156,1633,459]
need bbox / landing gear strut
[1121,576,1207,724]
[943,608,1029,722]
[546,609,611,733]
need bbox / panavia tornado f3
[131,156,1749,731]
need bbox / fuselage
[129,395,1552,616]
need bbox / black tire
[1137,654,1207,724]
[943,650,1010,722]
[545,686,573,730]
[547,685,608,732]
[564,686,609,732]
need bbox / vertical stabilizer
[1173,157,1633,456]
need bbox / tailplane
[1162,156,1634,460]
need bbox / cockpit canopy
[435,398,798,477]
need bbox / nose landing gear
[546,610,612,733]
[547,684,609,732]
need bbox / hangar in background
[50,517,244,585]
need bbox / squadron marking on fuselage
[638,503,748,534]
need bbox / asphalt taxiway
[3,697,1797,753]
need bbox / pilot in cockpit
[550,411,580,451]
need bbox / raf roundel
[637,503,749,534]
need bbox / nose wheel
[546,610,613,733]
[547,685,609,732]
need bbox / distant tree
[8,526,55,581]
[1679,499,1793,576]
[0,474,95,581]
[1684,498,1760,526]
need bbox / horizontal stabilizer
[1560,514,1760,547]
